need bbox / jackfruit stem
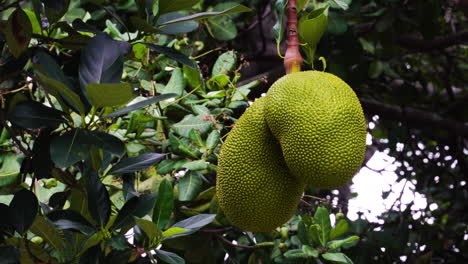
[284,0,303,74]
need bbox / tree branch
[398,30,468,51]
[360,98,468,137]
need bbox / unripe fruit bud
[31,236,44,244]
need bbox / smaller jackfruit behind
[265,71,367,189]
[217,97,305,232]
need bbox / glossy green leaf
[327,11,348,34]
[9,101,67,129]
[112,196,140,230]
[162,227,189,239]
[161,68,186,96]
[153,179,174,229]
[157,159,176,174]
[79,34,132,93]
[328,236,359,250]
[86,82,134,108]
[332,0,350,10]
[155,249,185,264]
[206,74,229,91]
[30,216,68,253]
[330,219,349,239]
[172,114,212,138]
[0,246,20,263]
[321,252,354,264]
[50,129,125,168]
[133,193,157,218]
[272,0,288,47]
[159,4,251,25]
[109,153,165,174]
[4,8,32,58]
[178,171,203,201]
[284,249,307,259]
[0,153,21,187]
[182,160,207,171]
[208,16,237,40]
[10,189,38,233]
[189,129,204,146]
[159,0,200,14]
[35,72,86,114]
[212,51,237,77]
[85,170,111,226]
[302,245,319,257]
[145,44,196,68]
[315,207,332,246]
[135,218,162,246]
[298,7,328,61]
[166,214,215,238]
[157,12,199,34]
[205,130,220,149]
[368,60,384,79]
[102,93,177,118]
[46,210,96,236]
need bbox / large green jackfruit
[216,97,305,232]
[265,71,367,189]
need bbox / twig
[216,234,258,250]
[0,0,20,13]
[32,33,87,46]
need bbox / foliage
[1,0,467,263]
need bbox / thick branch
[398,30,468,51]
[284,0,303,73]
[360,98,468,137]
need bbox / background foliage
[0,0,467,263]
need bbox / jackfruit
[216,97,305,232]
[265,71,366,189]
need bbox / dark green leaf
[79,34,132,94]
[86,171,111,226]
[85,82,134,108]
[102,93,178,118]
[153,179,174,229]
[4,8,32,58]
[272,0,288,46]
[182,160,207,171]
[208,16,237,41]
[112,196,140,230]
[50,129,125,168]
[104,249,132,264]
[109,153,165,174]
[158,4,252,25]
[10,189,38,233]
[205,130,220,149]
[159,0,200,14]
[43,0,70,23]
[157,12,199,34]
[321,252,353,264]
[155,249,185,264]
[284,249,307,259]
[172,213,215,229]
[178,171,203,201]
[145,43,196,68]
[133,193,157,217]
[0,246,20,263]
[188,129,204,146]
[135,218,162,246]
[0,153,21,187]
[327,11,348,34]
[157,159,176,175]
[47,210,96,236]
[302,245,319,257]
[79,245,102,264]
[8,101,66,129]
[30,216,68,253]
[172,114,212,138]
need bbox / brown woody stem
[284,0,303,73]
